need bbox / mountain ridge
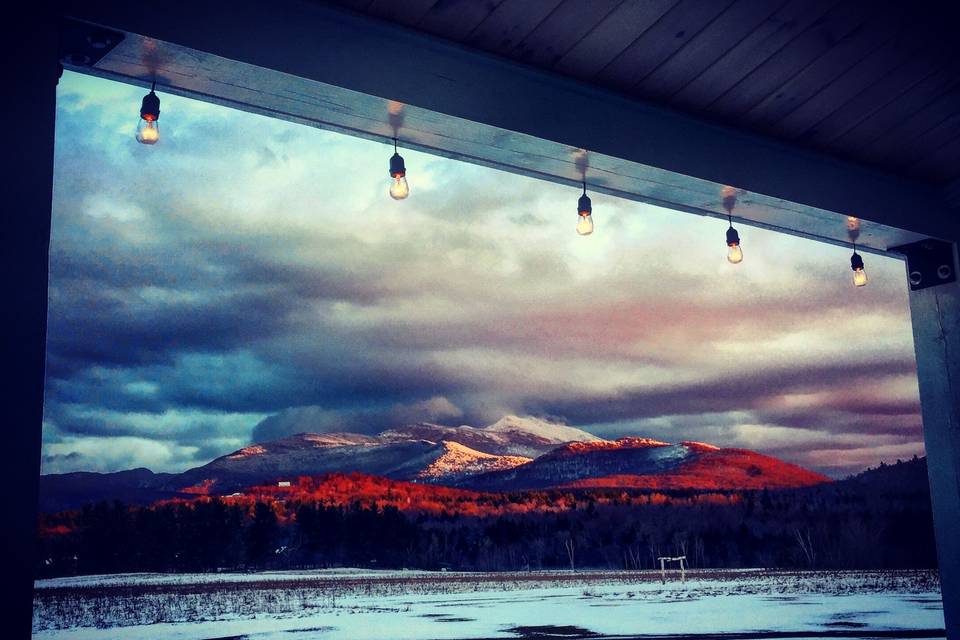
[37,415,831,511]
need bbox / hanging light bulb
[722,186,742,264]
[389,138,409,200]
[726,226,743,264]
[576,182,593,236]
[851,247,868,287]
[135,82,160,145]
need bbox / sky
[41,71,925,478]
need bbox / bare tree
[564,537,575,571]
[794,527,816,567]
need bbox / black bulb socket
[578,193,592,216]
[726,226,740,246]
[389,152,406,178]
[140,89,160,122]
[851,252,865,271]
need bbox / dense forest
[36,457,935,578]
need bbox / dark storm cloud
[42,452,82,466]
[528,359,916,426]
[251,396,464,442]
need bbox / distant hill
[36,468,178,513]
[793,455,931,506]
[461,438,829,491]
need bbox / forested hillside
[36,457,934,578]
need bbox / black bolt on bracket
[890,239,958,291]
[59,19,124,69]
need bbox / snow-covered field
[33,569,944,639]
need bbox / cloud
[40,435,207,475]
[250,396,464,442]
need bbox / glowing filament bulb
[136,118,159,145]
[853,268,868,287]
[136,84,161,145]
[389,174,409,200]
[576,188,593,236]
[389,145,409,200]
[576,212,594,236]
[726,225,742,264]
[851,251,867,287]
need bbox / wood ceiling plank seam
[461,0,504,41]
[912,130,960,181]
[862,85,960,166]
[414,0,508,41]
[628,0,776,96]
[703,1,873,120]
[552,0,680,79]
[593,0,736,89]
[630,0,791,102]
[462,0,566,51]
[897,115,960,175]
[507,0,626,69]
[775,20,933,139]
[363,0,440,26]
[624,0,744,92]
[544,0,630,70]
[585,1,683,82]
[912,110,960,160]
[548,0,631,71]
[332,0,376,12]
[827,64,960,154]
[740,5,910,132]
[667,0,839,111]
[792,41,950,148]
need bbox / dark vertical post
[908,261,960,639]
[2,3,58,638]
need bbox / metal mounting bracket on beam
[891,239,958,291]
[59,18,123,69]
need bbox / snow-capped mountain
[170,433,427,493]
[169,432,529,494]
[484,415,599,442]
[382,415,601,458]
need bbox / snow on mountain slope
[384,416,603,458]
[171,434,434,493]
[413,442,531,483]
[484,415,601,444]
[223,433,379,462]
[463,438,694,490]
[173,417,590,493]
[171,432,533,493]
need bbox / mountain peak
[416,441,531,482]
[682,440,721,452]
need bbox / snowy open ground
[33,569,944,639]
